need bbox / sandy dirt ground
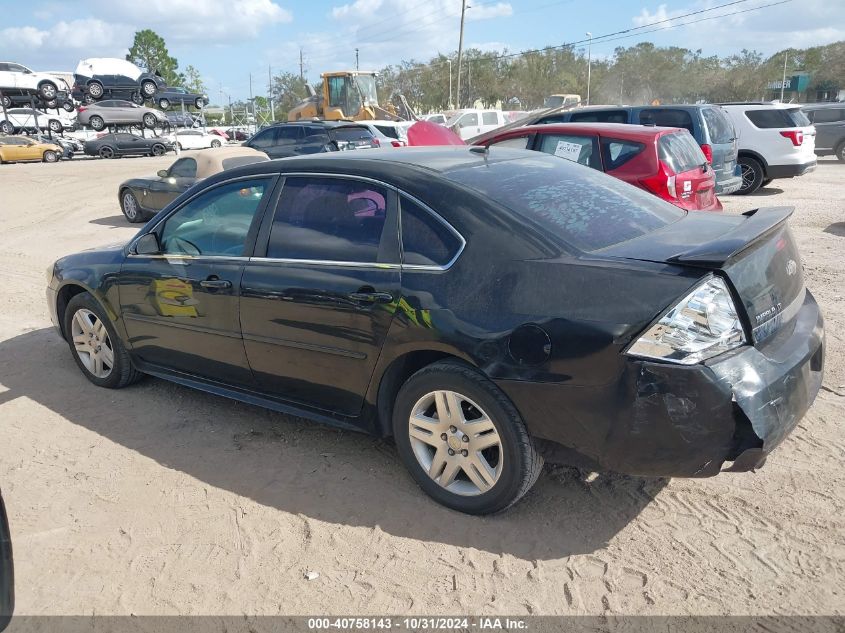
[0,153,843,616]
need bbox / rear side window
[445,154,683,252]
[701,108,735,144]
[332,127,374,142]
[375,125,399,139]
[570,110,628,123]
[400,197,462,267]
[267,177,388,263]
[482,112,499,125]
[247,128,277,148]
[457,113,478,127]
[639,109,694,133]
[746,108,810,128]
[806,108,845,124]
[658,132,706,173]
[537,133,600,170]
[601,139,645,170]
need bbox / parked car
[73,58,166,102]
[543,94,581,109]
[31,134,77,160]
[0,135,61,163]
[83,133,174,159]
[225,128,249,141]
[474,104,743,196]
[478,123,722,212]
[166,111,199,128]
[802,103,845,161]
[154,87,208,110]
[1,87,75,112]
[370,120,414,146]
[0,489,12,633]
[46,146,824,514]
[0,61,62,101]
[208,128,230,141]
[446,109,507,140]
[118,146,269,222]
[172,129,224,150]
[422,113,447,125]
[243,121,378,158]
[0,107,76,134]
[358,121,405,148]
[718,103,816,194]
[77,100,167,131]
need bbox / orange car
[0,135,61,164]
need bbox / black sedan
[45,147,825,514]
[83,133,174,159]
[0,489,12,632]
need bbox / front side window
[247,128,278,149]
[401,197,462,267]
[169,157,197,178]
[490,135,531,149]
[458,113,478,128]
[160,179,268,257]
[267,177,389,263]
[537,133,600,169]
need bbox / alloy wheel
[407,390,503,496]
[143,114,156,128]
[159,99,170,109]
[40,83,57,99]
[122,192,139,220]
[142,81,156,97]
[99,146,114,159]
[70,308,114,379]
[740,163,755,192]
[89,82,103,98]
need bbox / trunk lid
[657,131,720,211]
[600,206,804,344]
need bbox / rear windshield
[746,108,811,129]
[701,107,735,144]
[658,132,706,173]
[332,127,374,142]
[444,154,683,252]
[569,110,628,123]
[639,108,694,133]
[374,125,399,139]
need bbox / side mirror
[134,233,161,255]
[0,491,14,632]
[157,169,168,178]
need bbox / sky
[1,0,843,102]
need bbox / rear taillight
[78,106,87,113]
[371,138,381,147]
[700,143,713,164]
[390,140,403,147]
[639,161,678,201]
[779,130,804,146]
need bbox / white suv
[720,102,816,195]
[0,61,63,102]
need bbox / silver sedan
[77,99,167,131]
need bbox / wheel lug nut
[448,449,455,456]
[461,450,468,457]
[462,435,469,442]
[449,426,456,433]
[440,433,447,441]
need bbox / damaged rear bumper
[497,290,824,478]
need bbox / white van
[446,109,507,140]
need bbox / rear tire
[761,178,773,187]
[194,97,204,109]
[0,121,13,134]
[1,95,10,108]
[38,81,58,100]
[87,81,104,99]
[392,360,543,515]
[836,142,845,163]
[151,143,165,156]
[736,156,764,195]
[62,101,75,112]
[98,146,114,159]
[89,115,105,131]
[141,80,157,97]
[64,292,143,389]
[210,139,221,148]
[158,98,170,109]
[143,113,157,129]
[48,119,62,133]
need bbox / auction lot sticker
[553,140,582,162]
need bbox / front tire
[194,98,204,109]
[38,81,58,100]
[836,142,845,163]
[48,119,62,133]
[151,143,165,156]
[141,80,157,97]
[62,101,75,112]
[98,146,115,159]
[43,150,58,163]
[0,121,13,134]
[1,95,10,108]
[392,360,543,514]
[158,98,170,109]
[64,292,143,389]
[89,115,105,131]
[143,113,157,129]
[87,81,104,99]
[210,139,221,148]
[120,189,143,223]
[736,156,764,195]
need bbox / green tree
[180,65,206,94]
[126,29,181,86]
[270,72,309,119]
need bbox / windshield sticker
[554,140,583,162]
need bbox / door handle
[348,290,393,303]
[200,277,231,290]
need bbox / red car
[477,123,722,212]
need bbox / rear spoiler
[667,206,794,266]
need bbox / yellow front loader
[288,71,402,122]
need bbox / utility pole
[586,32,593,106]
[456,0,467,108]
[249,72,254,129]
[299,48,304,81]
[269,65,275,121]
[780,50,789,101]
[355,48,359,71]
[447,59,453,109]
